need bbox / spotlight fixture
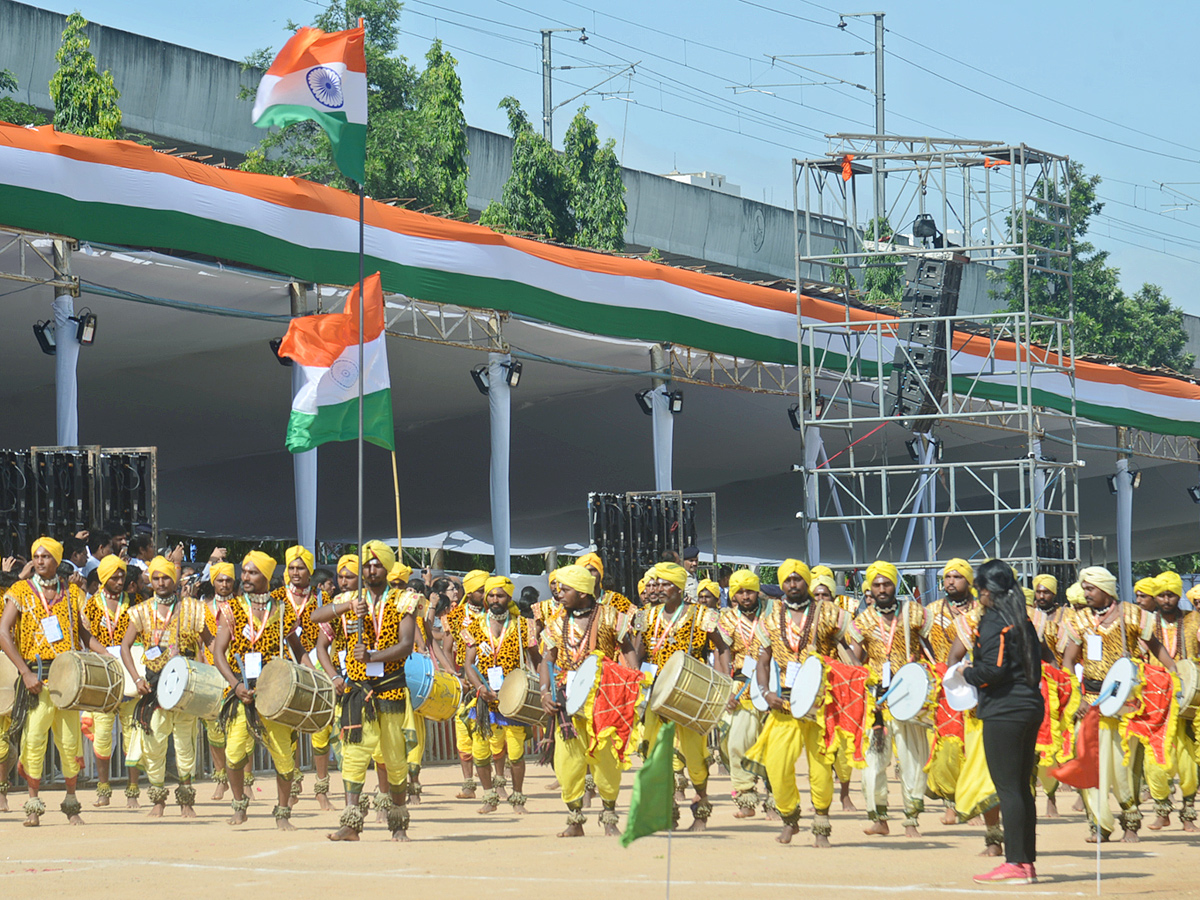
[268,337,293,367]
[470,363,490,395]
[635,389,653,416]
[73,309,97,345]
[1107,470,1142,494]
[503,359,523,388]
[787,404,803,432]
[1188,485,1200,505]
[912,213,938,239]
[905,436,943,463]
[1106,475,1118,495]
[33,319,56,356]
[668,390,684,415]
[1131,470,1142,489]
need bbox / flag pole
[391,450,402,551]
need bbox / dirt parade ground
[0,761,1195,899]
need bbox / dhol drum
[404,652,461,721]
[787,655,826,721]
[46,651,124,713]
[0,651,18,715]
[884,662,939,726]
[648,652,734,733]
[157,657,226,720]
[1098,656,1142,718]
[1176,658,1200,720]
[255,658,335,732]
[942,660,979,712]
[497,668,549,726]
[108,646,146,699]
[747,657,779,712]
[565,655,601,717]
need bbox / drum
[1098,656,1141,718]
[788,655,825,721]
[748,658,779,712]
[404,652,461,721]
[497,668,549,726]
[648,652,734,733]
[157,657,226,720]
[46,651,124,713]
[885,662,939,725]
[1176,658,1200,720]
[942,660,979,712]
[108,646,147,699]
[255,658,336,733]
[0,651,18,715]
[565,655,601,717]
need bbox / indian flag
[251,24,368,183]
[278,272,394,453]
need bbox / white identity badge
[41,615,63,643]
[365,661,385,677]
[107,646,122,659]
[640,662,658,678]
[307,648,319,666]
[881,660,892,689]
[338,650,348,672]
[785,660,802,689]
[487,666,505,691]
[741,657,758,679]
[144,646,162,661]
[243,652,263,679]
[1085,634,1103,662]
[241,623,255,642]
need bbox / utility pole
[840,11,885,224]
[540,27,587,147]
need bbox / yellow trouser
[455,704,473,758]
[954,715,997,821]
[745,711,833,817]
[1081,715,1136,836]
[1144,719,1198,804]
[92,698,137,762]
[20,689,81,782]
[312,723,332,755]
[721,705,764,792]
[137,708,198,787]
[833,730,857,784]
[555,714,621,806]
[925,725,964,803]
[643,708,708,788]
[224,702,295,778]
[342,711,408,792]
[472,722,526,764]
[401,701,425,767]
[0,714,8,763]
[205,717,225,750]
[862,716,928,824]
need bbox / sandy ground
[0,760,1195,899]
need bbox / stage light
[1131,470,1142,489]
[787,404,803,431]
[906,436,942,462]
[503,359,523,388]
[1106,475,1118,495]
[33,320,55,356]
[268,337,293,367]
[470,364,490,395]
[74,309,97,345]
[668,390,684,415]
[635,389,653,416]
[912,213,938,239]
[1189,485,1200,504]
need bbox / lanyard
[650,602,690,657]
[781,604,815,656]
[733,604,760,650]
[484,613,512,662]
[101,592,128,644]
[286,585,313,619]
[151,598,179,647]
[242,595,272,648]
[564,608,597,667]
[878,609,900,657]
[29,579,63,620]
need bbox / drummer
[0,536,104,827]
[811,570,858,813]
[854,560,933,838]
[636,561,731,832]
[325,540,418,842]
[442,569,491,801]
[83,554,142,807]
[271,544,334,811]
[813,565,858,617]
[743,558,861,846]
[201,559,246,800]
[390,559,432,806]
[463,575,540,814]
[211,550,304,830]
[120,555,216,819]
[539,564,638,836]
[1030,574,1066,666]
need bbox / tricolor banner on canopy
[251,24,368,183]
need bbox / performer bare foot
[776,821,799,844]
[840,783,857,813]
[863,819,889,836]
[941,807,958,825]
[1044,796,1058,818]
[905,824,921,838]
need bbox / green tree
[0,69,46,126]
[240,1,467,217]
[49,11,122,139]
[563,106,626,251]
[861,216,902,304]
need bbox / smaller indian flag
[278,272,394,453]
[251,23,367,183]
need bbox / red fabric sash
[823,658,871,763]
[1051,705,1100,789]
[932,661,966,744]
[588,658,644,761]
[1125,664,1175,765]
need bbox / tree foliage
[0,69,46,126]
[481,99,626,252]
[49,12,122,139]
[994,162,1193,372]
[861,216,902,304]
[241,0,467,218]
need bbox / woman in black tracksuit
[962,559,1046,884]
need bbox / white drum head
[943,661,979,712]
[788,655,823,719]
[157,656,189,710]
[748,658,779,712]
[1098,656,1137,717]
[565,655,599,716]
[887,662,932,722]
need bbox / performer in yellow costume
[442,569,490,799]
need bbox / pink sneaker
[1023,864,1038,883]
[973,862,1032,884]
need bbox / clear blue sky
[27,0,1200,313]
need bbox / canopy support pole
[650,343,673,491]
[1115,454,1133,605]
[53,240,78,446]
[802,426,822,564]
[488,351,512,576]
[290,282,317,551]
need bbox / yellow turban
[147,555,177,582]
[548,568,561,586]
[1188,584,1200,604]
[463,569,490,595]
[337,554,359,575]
[362,540,395,572]
[242,550,276,581]
[577,552,604,578]
[697,578,721,601]
[777,559,812,587]
[1079,566,1117,602]
[651,562,688,591]
[728,569,760,596]
[811,565,833,578]
[941,558,975,587]
[1157,571,1183,598]
[484,575,515,598]
[388,561,414,585]
[97,555,127,586]
[1134,577,1160,597]
[866,560,899,589]
[1066,581,1087,607]
[31,536,63,565]
[285,545,315,574]
[1032,574,1058,595]
[210,562,235,583]
[1022,587,1035,607]
[812,573,838,597]
[556,564,597,597]
[636,577,646,596]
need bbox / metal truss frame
[0,227,79,295]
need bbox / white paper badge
[1085,634,1103,662]
[785,660,802,689]
[881,660,892,689]
[107,646,122,659]
[243,652,263,679]
[41,615,63,643]
[365,661,385,677]
[487,665,505,691]
[640,662,658,678]
[144,646,162,661]
[338,650,348,672]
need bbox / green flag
[621,719,677,846]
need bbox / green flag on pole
[621,719,677,847]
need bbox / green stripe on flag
[285,388,394,453]
[255,104,366,184]
[621,719,677,846]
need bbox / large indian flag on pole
[278,272,394,453]
[251,23,368,183]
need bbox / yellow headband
[651,562,688,591]
[1134,577,1160,597]
[484,575,515,598]
[362,540,396,572]
[31,536,63,565]
[577,552,604,579]
[812,573,838,597]
[336,554,359,576]
[210,562,235,583]
[1157,571,1183,598]
[463,569,490,595]
[777,559,812,587]
[1032,573,1058,595]
[147,555,177,582]
[242,550,277,582]
[728,569,761,596]
[941,558,975,587]
[285,545,315,574]
[867,560,899,589]
[97,554,127,586]
[697,578,721,601]
[556,565,597,597]
[388,561,414,585]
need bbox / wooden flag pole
[391,450,402,551]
